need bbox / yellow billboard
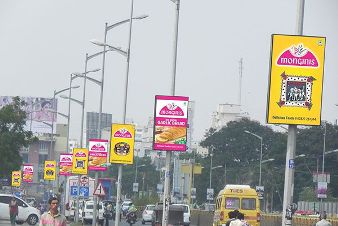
[267,34,326,126]
[44,160,56,181]
[72,148,88,175]
[110,124,135,164]
[11,171,21,187]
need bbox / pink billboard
[22,164,33,183]
[59,153,72,176]
[89,139,108,171]
[153,95,189,151]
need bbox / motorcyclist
[126,204,137,217]
[126,204,138,224]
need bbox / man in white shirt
[316,213,332,226]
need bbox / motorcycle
[126,211,137,226]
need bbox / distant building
[211,103,248,130]
[86,112,112,146]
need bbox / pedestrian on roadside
[226,210,239,226]
[39,196,67,226]
[9,197,18,226]
[315,212,332,226]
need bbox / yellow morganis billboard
[110,124,135,164]
[267,34,326,126]
[72,148,89,175]
[44,160,56,181]
[11,171,21,187]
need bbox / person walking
[9,197,18,226]
[39,196,67,226]
[316,213,332,226]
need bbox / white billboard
[0,96,57,133]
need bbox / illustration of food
[156,127,186,143]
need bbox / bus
[213,184,260,226]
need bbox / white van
[82,200,104,224]
[0,194,40,225]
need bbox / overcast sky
[0,0,337,142]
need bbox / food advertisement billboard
[59,154,73,176]
[44,160,56,181]
[110,124,135,165]
[22,164,33,183]
[153,95,189,151]
[72,148,89,175]
[11,171,21,187]
[88,139,108,171]
[267,34,326,126]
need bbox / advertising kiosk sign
[153,95,189,151]
[267,34,326,126]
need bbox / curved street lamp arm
[106,15,148,32]
[87,50,113,61]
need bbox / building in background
[86,112,112,146]
[211,103,249,130]
[19,123,68,198]
[187,101,195,153]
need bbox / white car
[142,204,155,224]
[172,204,190,226]
[82,200,104,224]
[0,194,40,225]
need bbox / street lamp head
[72,85,81,89]
[90,39,106,47]
[135,14,149,20]
[60,95,68,100]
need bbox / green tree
[0,97,34,178]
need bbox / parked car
[142,204,155,224]
[82,200,104,224]
[172,204,190,226]
[0,194,40,225]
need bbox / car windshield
[86,204,94,209]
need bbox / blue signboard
[289,159,295,169]
[70,186,89,197]
[98,179,112,200]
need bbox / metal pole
[320,122,326,214]
[209,152,213,189]
[115,1,134,225]
[162,1,180,225]
[93,23,108,226]
[282,1,304,225]
[259,138,263,186]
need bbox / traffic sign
[93,182,106,196]
[70,186,89,197]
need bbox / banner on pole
[267,34,326,126]
[88,139,108,171]
[59,154,73,176]
[153,95,189,151]
[23,164,33,183]
[72,148,89,175]
[110,124,135,164]
[44,160,56,181]
[11,171,21,187]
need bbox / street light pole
[244,130,263,186]
[282,1,304,225]
[163,1,181,225]
[61,93,84,223]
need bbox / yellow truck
[213,184,261,226]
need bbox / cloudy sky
[0,0,337,142]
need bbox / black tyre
[27,214,39,225]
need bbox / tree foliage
[195,118,338,209]
[0,97,34,178]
